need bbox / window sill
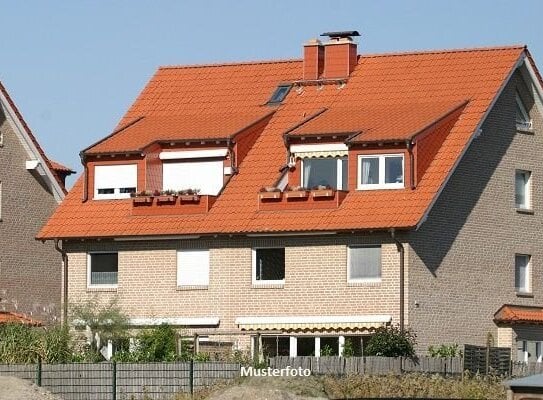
[252,283,285,289]
[516,291,534,298]
[357,184,404,191]
[516,208,534,215]
[516,126,535,134]
[348,280,381,287]
[177,285,208,291]
[87,286,118,292]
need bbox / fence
[268,356,464,376]
[0,360,240,400]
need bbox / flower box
[312,189,335,198]
[132,196,153,206]
[285,190,309,199]
[132,195,216,216]
[259,191,282,200]
[179,194,200,203]
[156,195,177,204]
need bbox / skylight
[268,85,291,104]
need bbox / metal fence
[0,360,240,400]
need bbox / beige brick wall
[408,65,543,355]
[65,234,405,346]
[0,109,61,322]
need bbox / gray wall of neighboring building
[408,66,543,354]
[0,108,61,322]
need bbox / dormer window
[302,157,348,190]
[160,149,227,195]
[516,93,533,131]
[94,164,137,199]
[358,154,404,190]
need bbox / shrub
[364,325,416,358]
[428,343,463,358]
[342,338,355,357]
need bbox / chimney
[303,38,325,80]
[321,31,359,79]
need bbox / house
[0,80,74,323]
[38,31,543,359]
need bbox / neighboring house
[0,81,74,323]
[38,32,543,359]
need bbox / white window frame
[301,157,347,190]
[516,93,533,131]
[515,169,532,210]
[94,164,137,200]
[357,154,404,190]
[251,248,285,286]
[347,245,382,283]
[176,249,210,287]
[515,254,531,294]
[87,252,119,289]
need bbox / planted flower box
[259,191,282,200]
[258,189,348,211]
[156,195,177,204]
[132,196,154,206]
[132,195,216,216]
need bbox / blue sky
[1,0,542,187]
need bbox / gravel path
[0,377,61,400]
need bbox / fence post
[35,357,42,387]
[189,359,194,395]
[112,361,117,400]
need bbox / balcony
[132,193,216,215]
[258,187,347,211]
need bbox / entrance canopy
[235,315,391,332]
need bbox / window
[252,248,285,285]
[515,254,531,294]
[261,336,290,357]
[268,85,291,104]
[302,157,347,190]
[515,170,531,210]
[177,249,210,287]
[163,161,223,195]
[348,246,381,282]
[88,253,118,287]
[358,154,404,190]
[94,164,137,199]
[516,93,533,130]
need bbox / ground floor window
[254,334,369,357]
[517,340,543,363]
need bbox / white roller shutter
[163,161,223,195]
[94,164,137,199]
[177,250,210,286]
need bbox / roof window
[516,92,533,131]
[268,85,291,104]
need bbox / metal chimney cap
[320,31,360,38]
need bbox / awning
[290,143,348,159]
[494,304,543,325]
[235,315,391,332]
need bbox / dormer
[82,110,276,213]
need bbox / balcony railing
[90,271,118,285]
[258,189,347,211]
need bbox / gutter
[389,228,405,332]
[406,140,415,190]
[54,239,69,326]
[80,152,88,203]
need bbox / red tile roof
[494,305,543,325]
[86,110,275,154]
[49,160,75,173]
[286,100,469,142]
[0,81,71,192]
[38,45,529,239]
[0,311,42,326]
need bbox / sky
[1,0,542,187]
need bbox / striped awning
[290,143,348,159]
[235,315,391,332]
[295,150,348,159]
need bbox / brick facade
[0,111,61,322]
[408,66,543,355]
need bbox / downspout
[389,228,405,333]
[54,239,69,326]
[406,140,415,190]
[80,151,88,202]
